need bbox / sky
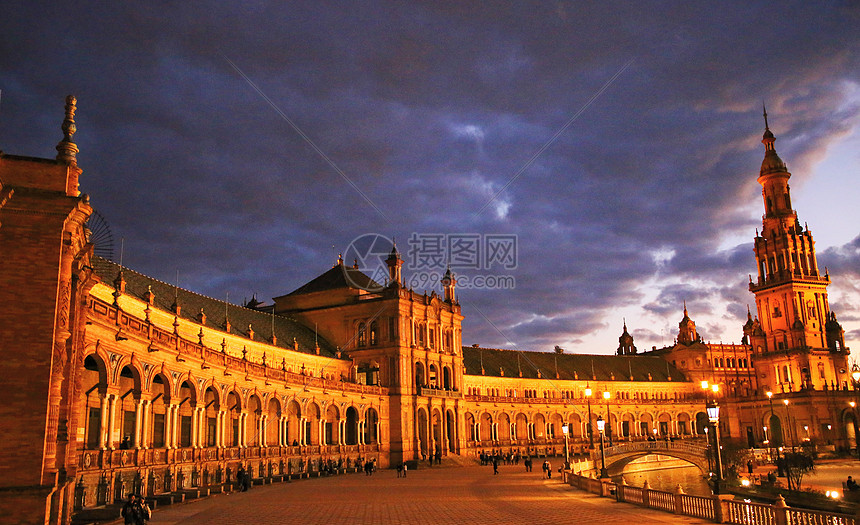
[2,1,859,356]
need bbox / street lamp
[596,416,608,478]
[852,364,860,459]
[585,386,594,450]
[603,391,612,446]
[783,399,795,451]
[707,400,723,495]
[561,424,570,467]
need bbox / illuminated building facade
[0,98,854,525]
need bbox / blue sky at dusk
[1,2,858,355]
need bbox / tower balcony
[750,270,829,292]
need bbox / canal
[613,456,711,496]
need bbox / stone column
[99,394,110,449]
[134,399,144,448]
[107,394,118,449]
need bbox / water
[614,465,711,496]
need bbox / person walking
[492,456,499,475]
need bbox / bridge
[590,440,710,476]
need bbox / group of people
[396,462,409,477]
[363,458,377,475]
[121,494,151,525]
[235,465,253,491]
[479,450,521,466]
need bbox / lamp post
[852,365,860,459]
[763,426,770,460]
[562,424,570,468]
[783,399,795,452]
[596,416,608,478]
[707,400,723,495]
[585,386,594,450]
[603,391,612,446]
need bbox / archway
[177,380,197,448]
[247,395,262,447]
[364,408,378,444]
[204,386,220,447]
[769,413,784,448]
[480,413,493,443]
[345,406,359,445]
[325,404,340,445]
[82,354,109,450]
[117,364,142,448]
[286,400,301,446]
[446,410,456,452]
[266,397,281,446]
[695,412,709,436]
[497,413,511,441]
[417,408,429,457]
[515,413,528,441]
[226,391,242,447]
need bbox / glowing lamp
[596,416,605,433]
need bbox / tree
[780,452,814,491]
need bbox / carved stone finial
[56,95,79,165]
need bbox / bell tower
[748,108,849,392]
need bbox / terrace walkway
[145,464,710,525]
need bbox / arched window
[369,321,378,346]
[357,322,366,347]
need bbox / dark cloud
[1,1,859,353]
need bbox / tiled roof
[91,256,339,358]
[285,264,382,296]
[462,346,686,382]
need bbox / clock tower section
[748,109,848,393]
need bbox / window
[357,322,366,347]
[369,321,378,346]
[773,305,781,318]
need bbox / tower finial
[763,101,769,131]
[56,95,79,165]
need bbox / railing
[567,472,856,525]
[416,386,462,399]
[598,440,708,459]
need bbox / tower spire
[56,95,79,166]
[763,101,769,131]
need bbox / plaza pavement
[146,464,711,525]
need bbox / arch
[533,413,546,440]
[769,413,784,448]
[286,399,302,446]
[497,412,512,441]
[149,374,171,448]
[246,394,262,446]
[428,364,438,388]
[176,380,197,448]
[305,402,321,446]
[619,412,636,439]
[465,412,477,442]
[479,412,493,442]
[515,413,528,441]
[657,411,672,436]
[203,386,220,447]
[446,409,456,452]
[417,408,429,457]
[364,407,378,445]
[677,412,691,436]
[567,413,583,439]
[443,366,452,390]
[431,408,443,454]
[325,404,340,445]
[548,413,564,439]
[415,362,426,388]
[225,390,242,447]
[640,412,655,438]
[266,397,281,446]
[82,354,110,450]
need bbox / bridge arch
[595,441,709,477]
